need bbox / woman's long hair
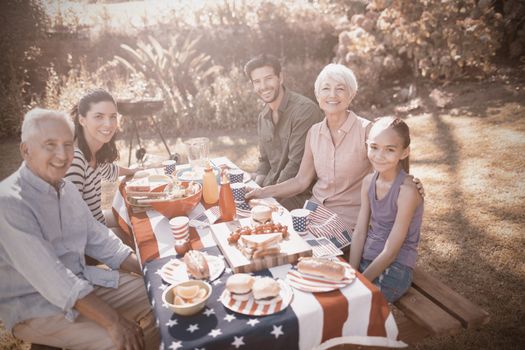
[390,117,411,173]
[70,89,119,165]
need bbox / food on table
[252,277,281,304]
[227,222,289,244]
[184,250,210,280]
[173,284,208,305]
[237,232,283,259]
[297,257,347,281]
[251,205,273,224]
[226,273,255,301]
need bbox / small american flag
[304,200,352,249]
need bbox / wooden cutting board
[210,219,313,273]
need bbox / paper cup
[162,160,177,175]
[291,208,310,235]
[229,169,244,183]
[230,183,246,202]
[169,216,189,240]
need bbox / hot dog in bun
[183,250,210,280]
[226,273,255,301]
[297,257,346,281]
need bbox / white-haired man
[0,108,159,349]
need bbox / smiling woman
[65,89,141,230]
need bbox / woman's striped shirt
[65,148,119,224]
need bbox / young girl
[349,116,424,302]
[65,89,140,226]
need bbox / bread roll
[297,257,346,281]
[183,250,210,280]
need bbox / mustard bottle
[202,162,219,204]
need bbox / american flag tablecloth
[111,158,406,349]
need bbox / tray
[210,220,313,273]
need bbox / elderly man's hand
[245,186,265,201]
[107,316,145,350]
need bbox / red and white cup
[169,216,189,241]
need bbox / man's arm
[277,103,322,183]
[255,113,271,182]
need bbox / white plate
[160,254,225,284]
[220,279,293,316]
[286,262,356,293]
[176,167,219,182]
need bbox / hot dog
[297,257,346,281]
[183,250,210,280]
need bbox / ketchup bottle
[219,170,236,222]
[202,162,219,204]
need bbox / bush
[335,0,504,96]
[0,0,48,138]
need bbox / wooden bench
[330,267,489,349]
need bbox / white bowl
[162,280,212,316]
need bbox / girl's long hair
[70,89,119,165]
[389,117,411,173]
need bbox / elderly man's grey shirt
[256,88,323,207]
[0,164,132,331]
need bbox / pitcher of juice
[202,162,219,204]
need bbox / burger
[252,277,281,305]
[226,273,255,301]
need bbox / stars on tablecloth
[223,314,236,322]
[225,267,232,274]
[162,301,170,309]
[187,324,199,333]
[271,325,284,339]
[147,281,151,291]
[246,318,259,327]
[143,266,148,274]
[156,268,163,276]
[151,299,155,307]
[212,279,223,286]
[159,284,168,291]
[166,319,178,328]
[231,336,245,348]
[208,328,222,338]
[203,308,215,317]
[168,341,182,350]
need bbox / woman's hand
[412,177,425,198]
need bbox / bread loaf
[184,250,210,280]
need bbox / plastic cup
[230,183,246,202]
[162,160,177,175]
[229,169,244,183]
[291,208,310,235]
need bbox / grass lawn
[0,78,524,349]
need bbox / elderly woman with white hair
[247,63,372,229]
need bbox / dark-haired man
[244,54,323,210]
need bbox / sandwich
[237,232,282,259]
[252,277,281,304]
[226,273,255,301]
[183,250,210,280]
[296,257,347,281]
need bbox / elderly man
[0,108,159,349]
[244,54,323,210]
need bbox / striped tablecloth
[111,157,406,349]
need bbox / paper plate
[286,262,356,293]
[176,167,220,183]
[160,254,225,284]
[220,279,293,316]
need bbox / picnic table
[111,157,406,350]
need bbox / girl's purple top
[362,169,424,268]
